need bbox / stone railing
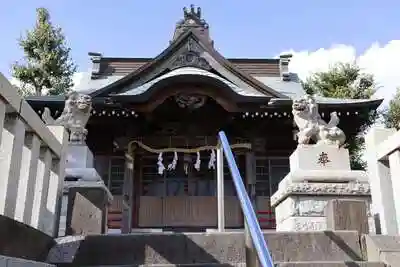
[0,73,68,237]
[366,127,400,235]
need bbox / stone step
[72,264,246,267]
[0,255,55,267]
[0,214,55,262]
[59,262,386,267]
[47,231,366,266]
[275,262,385,267]
[363,235,400,267]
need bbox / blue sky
[1,0,399,77]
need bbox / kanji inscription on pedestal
[317,152,331,166]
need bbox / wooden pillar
[217,145,225,232]
[121,152,134,233]
[245,152,256,209]
[134,154,142,228]
[245,221,260,267]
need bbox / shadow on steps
[47,230,372,266]
[0,214,55,262]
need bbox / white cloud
[285,40,400,107]
[9,77,21,88]
[9,72,85,95]
[71,72,85,90]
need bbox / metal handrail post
[245,221,260,267]
[217,143,225,232]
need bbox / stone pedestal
[67,145,94,168]
[65,144,101,181]
[271,144,374,232]
[59,144,112,236]
[66,184,112,235]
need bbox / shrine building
[26,5,382,232]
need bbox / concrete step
[47,231,366,266]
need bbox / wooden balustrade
[0,73,68,237]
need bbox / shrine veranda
[26,6,381,231]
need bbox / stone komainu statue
[42,91,92,144]
[292,94,346,146]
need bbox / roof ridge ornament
[172,5,213,46]
[183,4,202,21]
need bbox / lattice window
[255,157,289,229]
[94,155,110,184]
[269,158,290,195]
[141,155,164,196]
[255,157,270,196]
[223,154,245,196]
[109,157,125,195]
[255,157,289,196]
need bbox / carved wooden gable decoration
[170,38,211,71]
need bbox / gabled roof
[89,30,288,99]
[118,67,267,98]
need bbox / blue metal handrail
[218,131,274,267]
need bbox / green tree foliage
[383,87,400,130]
[304,63,376,99]
[16,84,33,97]
[12,7,76,96]
[303,62,378,170]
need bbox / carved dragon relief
[292,94,346,146]
[175,93,207,109]
[42,91,92,144]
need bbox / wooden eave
[25,95,383,114]
[268,98,383,111]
